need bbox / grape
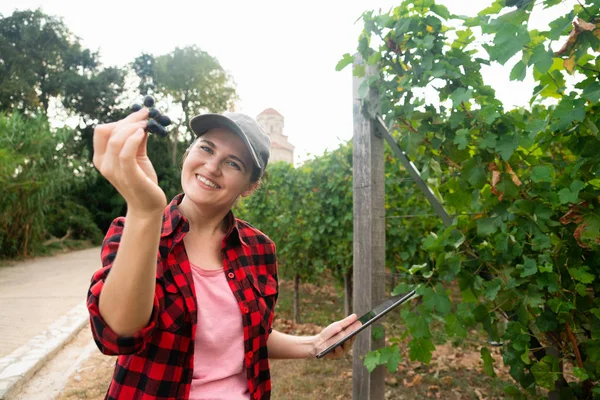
[130,95,170,137]
[148,108,160,119]
[157,115,172,127]
[143,95,155,108]
[147,119,167,137]
[156,125,167,137]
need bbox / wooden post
[352,53,385,400]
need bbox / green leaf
[481,347,497,377]
[336,53,354,72]
[537,308,558,332]
[402,309,432,339]
[450,87,473,108]
[477,217,500,236]
[531,165,555,183]
[572,367,590,381]
[479,0,502,16]
[409,338,435,363]
[461,288,478,303]
[479,132,498,149]
[372,325,385,341]
[503,385,524,396]
[529,45,554,74]
[575,283,588,296]
[551,97,586,130]
[531,355,560,390]
[571,266,595,284]
[364,350,380,373]
[510,60,527,81]
[497,133,518,160]
[430,4,451,19]
[532,233,551,250]
[558,180,585,204]
[548,297,575,314]
[467,165,487,188]
[582,81,600,102]
[486,24,531,65]
[353,64,366,78]
[392,282,412,296]
[520,256,537,278]
[548,11,575,41]
[484,278,503,301]
[537,273,560,293]
[454,128,470,150]
[423,285,452,315]
[445,313,467,338]
[379,345,402,373]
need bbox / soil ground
[50,279,513,399]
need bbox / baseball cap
[189,112,271,177]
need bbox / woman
[87,107,361,399]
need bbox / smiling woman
[87,109,362,400]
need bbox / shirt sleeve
[86,217,161,356]
[266,242,279,334]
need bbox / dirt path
[12,327,99,400]
[0,247,101,358]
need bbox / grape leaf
[336,54,354,72]
[481,347,497,377]
[571,266,595,284]
[364,350,380,373]
[510,60,527,81]
[520,257,537,277]
[531,165,555,183]
[409,338,435,363]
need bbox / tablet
[315,289,416,359]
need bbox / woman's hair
[181,136,263,183]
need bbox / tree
[0,112,100,258]
[133,47,238,164]
[0,9,109,115]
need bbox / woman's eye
[227,161,241,170]
[200,146,213,154]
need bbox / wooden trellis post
[352,53,385,400]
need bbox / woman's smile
[195,174,221,189]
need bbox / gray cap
[189,112,271,177]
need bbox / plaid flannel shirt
[87,194,278,400]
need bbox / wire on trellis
[386,211,485,219]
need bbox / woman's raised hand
[93,108,167,217]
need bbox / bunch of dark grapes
[131,95,172,137]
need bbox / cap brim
[189,114,262,171]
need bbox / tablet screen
[315,289,416,359]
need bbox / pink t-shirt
[189,263,249,400]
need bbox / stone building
[256,108,294,165]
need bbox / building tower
[256,108,294,165]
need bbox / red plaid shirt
[87,194,278,400]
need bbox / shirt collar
[161,193,248,247]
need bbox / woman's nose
[204,157,221,174]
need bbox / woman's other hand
[313,314,362,359]
[93,108,167,217]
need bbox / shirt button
[253,392,260,399]
[227,272,235,279]
[247,351,253,359]
[243,306,249,313]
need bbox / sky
[0,0,576,163]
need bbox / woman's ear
[241,179,261,197]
